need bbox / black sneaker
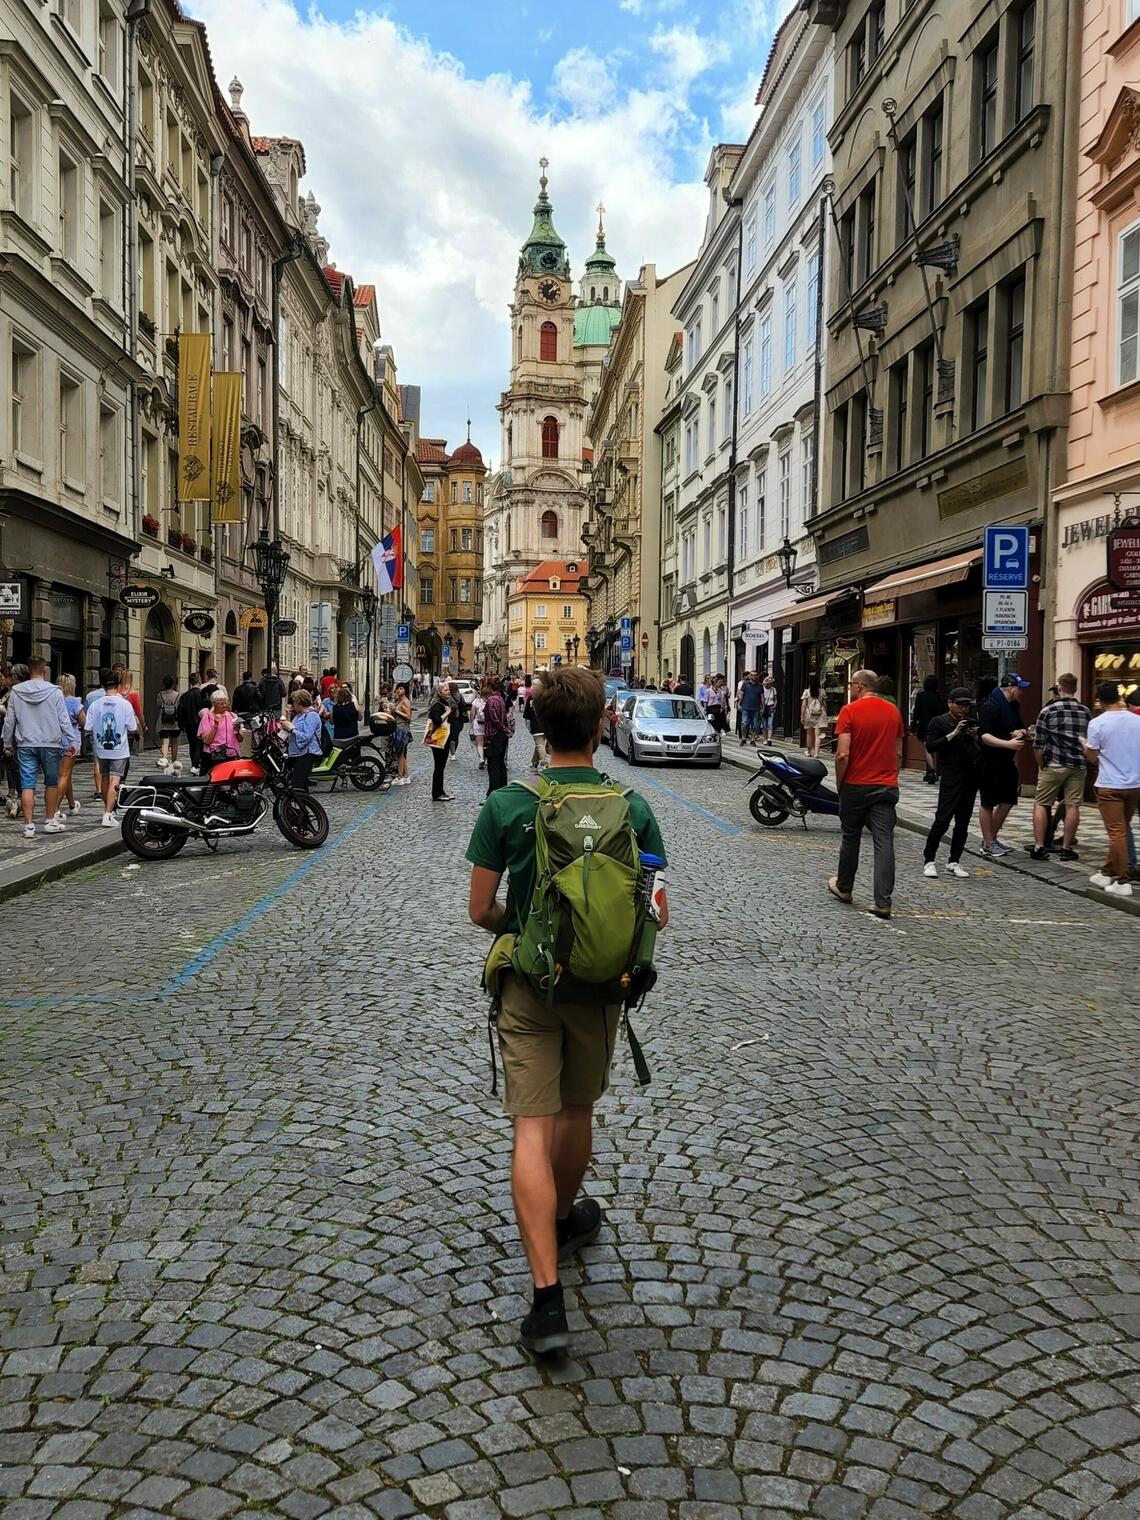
[557,1197,602,1260]
[1058,848,1080,861]
[520,1295,569,1355]
[1028,845,1050,861]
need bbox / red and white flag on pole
[372,526,403,594]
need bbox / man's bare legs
[512,1104,593,1287]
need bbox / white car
[613,693,722,767]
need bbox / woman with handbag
[425,686,453,801]
[197,691,243,774]
[278,689,323,792]
[391,682,413,786]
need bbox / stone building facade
[1049,0,1139,705]
[1,0,137,684]
[802,0,1077,755]
[730,10,832,727]
[582,261,693,679]
[413,430,486,675]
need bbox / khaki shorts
[497,972,621,1117]
[1034,765,1084,809]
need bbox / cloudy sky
[188,0,788,463]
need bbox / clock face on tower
[538,279,559,303]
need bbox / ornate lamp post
[360,583,378,715]
[572,633,580,665]
[456,636,464,674]
[249,529,290,675]
[776,536,798,589]
[565,635,573,664]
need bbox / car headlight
[634,729,655,741]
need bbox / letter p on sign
[983,523,1029,590]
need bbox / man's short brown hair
[532,667,605,752]
[1056,672,1078,694]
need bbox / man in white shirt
[85,668,138,826]
[1084,680,1140,896]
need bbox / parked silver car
[612,694,721,767]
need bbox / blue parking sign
[397,623,410,642]
[983,524,1030,590]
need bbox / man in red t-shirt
[828,668,906,918]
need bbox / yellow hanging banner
[177,332,212,501]
[211,371,243,524]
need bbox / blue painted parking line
[626,768,741,836]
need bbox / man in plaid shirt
[1030,673,1090,860]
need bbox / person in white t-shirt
[1084,680,1140,896]
[85,668,138,826]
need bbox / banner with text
[211,372,243,523]
[177,332,212,501]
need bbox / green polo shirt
[465,767,667,935]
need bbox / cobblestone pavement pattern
[2,732,1140,1520]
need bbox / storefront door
[143,606,179,747]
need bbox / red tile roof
[323,266,344,296]
[447,439,485,469]
[251,136,272,153]
[353,284,376,306]
[416,438,449,464]
[515,560,588,595]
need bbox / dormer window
[549,577,560,592]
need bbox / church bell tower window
[541,416,560,458]
[540,322,557,362]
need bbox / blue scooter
[746,750,841,828]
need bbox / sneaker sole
[557,1220,601,1261]
[521,1327,571,1355]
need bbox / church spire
[518,157,570,281]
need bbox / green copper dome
[518,159,570,280]
[574,302,622,347]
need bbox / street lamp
[572,633,580,665]
[776,536,798,589]
[565,635,573,664]
[360,583,378,714]
[249,529,290,674]
[456,636,464,674]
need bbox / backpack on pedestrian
[805,692,827,727]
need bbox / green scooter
[309,732,390,792]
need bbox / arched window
[603,286,609,301]
[590,286,596,302]
[715,623,725,675]
[225,611,238,636]
[541,510,559,540]
[540,321,557,362]
[541,416,559,458]
[702,630,711,680]
[507,422,513,460]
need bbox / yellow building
[507,560,588,673]
[414,427,486,673]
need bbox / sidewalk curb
[719,744,1140,919]
[0,833,126,905]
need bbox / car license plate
[665,742,687,753]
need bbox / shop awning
[862,547,981,601]
[771,587,858,629]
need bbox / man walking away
[466,667,668,1354]
[911,675,948,783]
[177,673,205,774]
[922,688,980,878]
[482,676,511,794]
[1030,673,1090,861]
[977,672,1031,857]
[524,681,549,771]
[739,672,762,745]
[1085,680,1140,897]
[828,669,905,918]
[1,656,77,837]
[85,668,137,826]
[233,670,261,718]
[258,666,286,717]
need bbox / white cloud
[648,24,730,87]
[190,0,715,458]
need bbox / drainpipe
[123,0,148,679]
[1039,0,1079,689]
[724,197,744,687]
[269,233,305,675]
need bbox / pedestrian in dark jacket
[176,673,206,773]
[921,689,980,878]
[233,671,261,716]
[911,674,948,783]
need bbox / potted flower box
[200,544,213,564]
[142,515,159,538]
[180,533,197,554]
[167,527,183,548]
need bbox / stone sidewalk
[717,730,1139,912]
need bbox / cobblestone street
[3,734,1140,1520]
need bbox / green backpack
[483,774,656,1085]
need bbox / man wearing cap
[976,671,1031,858]
[1029,673,1090,861]
[921,689,979,878]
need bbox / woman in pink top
[197,692,243,771]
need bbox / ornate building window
[541,416,559,458]
[541,510,558,539]
[540,321,557,362]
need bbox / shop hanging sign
[119,584,160,609]
[211,372,243,524]
[1107,520,1140,591]
[861,598,896,630]
[183,611,215,635]
[177,333,213,502]
[274,619,298,637]
[239,607,269,630]
[1077,579,1140,637]
[0,582,23,616]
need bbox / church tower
[481,163,625,667]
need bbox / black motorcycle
[745,749,842,828]
[117,714,329,859]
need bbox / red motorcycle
[117,714,329,859]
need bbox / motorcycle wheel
[348,755,385,791]
[749,786,790,827]
[273,791,330,848]
[121,809,189,859]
